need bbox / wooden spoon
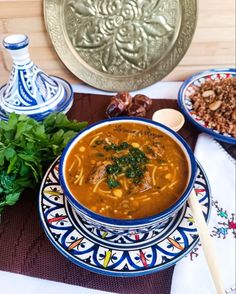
[152,108,185,131]
[188,190,225,293]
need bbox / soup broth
[65,123,189,219]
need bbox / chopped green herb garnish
[104,144,116,151]
[107,177,120,189]
[129,147,149,164]
[106,164,121,175]
[125,168,137,178]
[119,142,129,149]
[104,143,149,187]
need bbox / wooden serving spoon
[152,108,185,131]
[152,108,225,294]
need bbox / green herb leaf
[7,155,18,174]
[4,147,16,161]
[106,164,121,175]
[107,177,120,189]
[44,112,87,132]
[0,150,5,166]
[0,112,88,215]
[5,192,21,206]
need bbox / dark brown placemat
[0,94,199,294]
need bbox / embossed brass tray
[44,0,197,91]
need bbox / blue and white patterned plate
[39,157,211,277]
[178,68,236,145]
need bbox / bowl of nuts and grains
[178,68,236,144]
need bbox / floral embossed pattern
[65,0,180,75]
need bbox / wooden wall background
[0,0,235,87]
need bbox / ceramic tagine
[0,34,74,121]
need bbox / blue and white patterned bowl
[178,68,236,145]
[59,117,197,236]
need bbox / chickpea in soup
[65,123,189,219]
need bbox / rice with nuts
[189,77,236,137]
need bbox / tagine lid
[0,34,73,121]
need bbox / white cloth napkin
[171,133,236,294]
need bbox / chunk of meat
[89,165,107,184]
[132,172,152,193]
[146,145,165,159]
[104,134,119,145]
[153,145,165,157]
[89,160,112,184]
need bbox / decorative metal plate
[44,0,197,91]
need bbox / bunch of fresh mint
[0,112,87,214]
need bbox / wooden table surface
[0,0,235,85]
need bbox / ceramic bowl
[178,68,236,144]
[59,117,197,235]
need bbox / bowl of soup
[59,117,197,235]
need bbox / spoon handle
[188,190,225,294]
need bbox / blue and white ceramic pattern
[178,68,236,145]
[0,34,73,121]
[39,157,211,277]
